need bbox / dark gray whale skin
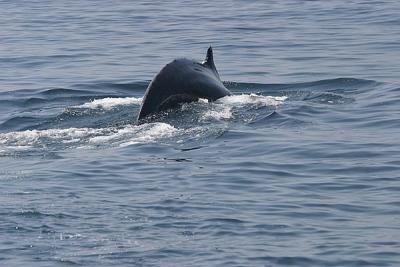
[137,47,231,121]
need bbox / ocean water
[1,1,400,266]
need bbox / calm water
[1,1,400,266]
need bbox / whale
[137,47,231,121]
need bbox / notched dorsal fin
[202,46,220,78]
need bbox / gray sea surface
[1,1,400,266]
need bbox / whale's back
[137,48,231,121]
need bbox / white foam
[76,97,142,110]
[202,106,233,120]
[88,123,178,147]
[0,94,288,154]
[219,94,287,107]
[0,128,102,147]
[201,94,287,121]
[0,123,179,153]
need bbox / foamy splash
[88,123,178,147]
[219,94,287,107]
[202,94,287,120]
[0,93,288,154]
[76,97,142,110]
[0,123,179,153]
[202,106,232,120]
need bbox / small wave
[225,78,379,96]
[39,88,96,96]
[303,92,354,104]
[249,111,308,127]
[75,97,142,110]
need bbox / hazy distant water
[1,1,400,266]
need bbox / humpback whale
[137,47,231,121]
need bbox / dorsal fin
[202,46,220,78]
[203,46,214,67]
